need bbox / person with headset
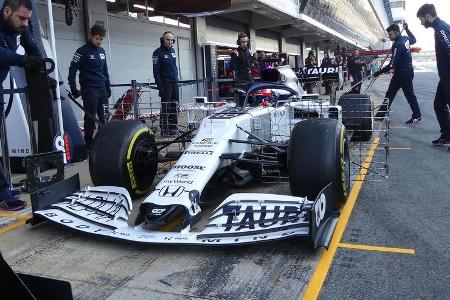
[153,31,179,136]
[68,24,111,150]
[230,33,253,84]
[0,0,42,211]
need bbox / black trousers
[0,101,12,201]
[81,87,108,147]
[434,78,450,139]
[159,82,179,133]
[350,71,363,94]
[235,71,253,84]
[0,164,12,201]
[377,74,421,119]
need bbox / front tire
[89,120,158,199]
[288,119,350,209]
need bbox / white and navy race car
[31,66,373,248]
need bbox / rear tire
[339,93,373,141]
[89,120,158,199]
[288,119,350,209]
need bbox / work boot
[432,136,450,146]
[0,198,27,211]
[405,117,421,124]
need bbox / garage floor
[1,74,431,300]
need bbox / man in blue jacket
[153,31,179,136]
[374,23,422,124]
[68,24,110,150]
[0,0,42,211]
[417,4,450,146]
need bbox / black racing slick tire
[288,119,350,209]
[89,120,158,199]
[339,93,373,142]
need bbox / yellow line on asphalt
[390,147,411,150]
[0,219,29,234]
[302,137,380,300]
[337,243,415,255]
[0,213,32,219]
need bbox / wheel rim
[132,139,158,185]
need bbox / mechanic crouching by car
[68,24,111,150]
[153,31,179,137]
[0,0,43,211]
[373,23,422,124]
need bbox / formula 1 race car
[31,66,374,248]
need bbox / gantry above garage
[178,0,390,50]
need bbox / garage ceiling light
[133,4,154,11]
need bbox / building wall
[389,0,406,22]
[285,38,301,55]
[302,0,385,48]
[37,0,196,123]
[255,29,279,52]
[205,16,247,46]
[369,0,391,28]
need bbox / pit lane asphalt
[316,66,450,299]
[0,68,448,299]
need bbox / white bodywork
[34,71,343,246]
[37,186,318,245]
[145,99,341,221]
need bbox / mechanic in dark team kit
[69,24,111,150]
[153,31,179,136]
[417,4,450,146]
[231,33,253,84]
[0,0,42,211]
[304,50,317,94]
[347,50,365,94]
[374,23,422,124]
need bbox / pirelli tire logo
[159,185,185,197]
[184,150,213,155]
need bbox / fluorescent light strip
[133,4,154,11]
